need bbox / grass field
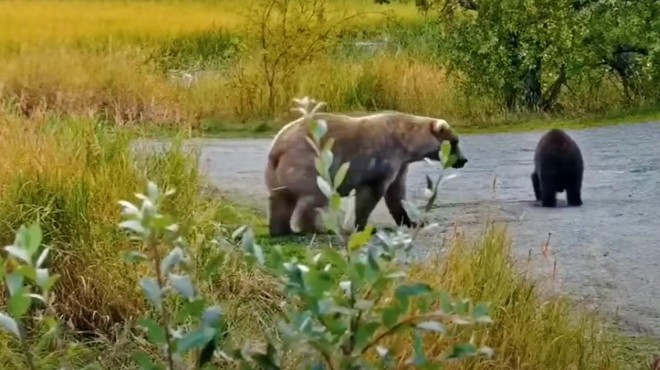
[1,0,659,368]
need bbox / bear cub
[531,128,584,207]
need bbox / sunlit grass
[0,0,421,51]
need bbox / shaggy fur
[265,105,468,236]
[531,128,584,207]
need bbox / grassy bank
[0,115,657,369]
[2,0,658,135]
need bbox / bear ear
[430,119,449,134]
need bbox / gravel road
[134,120,660,337]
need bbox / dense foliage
[376,0,659,113]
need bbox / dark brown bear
[531,128,584,207]
[265,100,468,236]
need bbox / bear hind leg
[531,171,541,201]
[268,192,296,236]
[565,177,583,207]
[384,169,418,228]
[354,184,385,233]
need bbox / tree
[377,0,659,113]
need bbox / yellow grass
[0,0,420,50]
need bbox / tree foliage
[376,0,660,113]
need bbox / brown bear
[531,128,584,207]
[264,99,469,236]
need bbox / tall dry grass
[0,49,186,127]
[2,46,628,130]
[0,0,417,51]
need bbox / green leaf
[139,277,162,310]
[137,318,167,345]
[176,327,216,355]
[333,162,350,189]
[0,312,21,339]
[4,246,30,265]
[366,249,380,273]
[250,242,265,266]
[411,329,427,366]
[146,181,159,202]
[8,289,31,319]
[201,305,224,328]
[443,154,458,169]
[445,343,478,360]
[35,268,49,288]
[329,193,342,210]
[123,251,148,264]
[169,273,195,300]
[381,306,402,329]
[160,247,185,275]
[321,137,335,156]
[314,158,326,179]
[35,247,50,268]
[5,272,24,296]
[41,274,60,294]
[175,298,206,323]
[119,220,146,235]
[473,302,492,323]
[132,350,163,370]
[321,248,348,272]
[354,321,380,351]
[311,119,328,142]
[347,225,374,252]
[231,225,248,241]
[395,283,433,300]
[25,223,43,258]
[440,141,451,162]
[438,291,454,314]
[454,299,469,316]
[416,321,446,334]
[201,252,226,280]
[316,176,333,198]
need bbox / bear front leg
[290,194,327,234]
[384,167,419,228]
[268,193,295,236]
[531,171,541,201]
[354,185,385,233]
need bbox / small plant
[0,223,61,370]
[229,97,494,369]
[118,182,228,370]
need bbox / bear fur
[265,100,468,236]
[531,128,584,207]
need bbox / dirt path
[134,120,660,337]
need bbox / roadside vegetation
[1,0,658,135]
[0,0,659,368]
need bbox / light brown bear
[264,99,468,236]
